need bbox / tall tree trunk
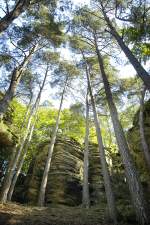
[139,87,150,172]
[0,0,31,33]
[0,143,17,199]
[99,3,150,90]
[96,47,149,225]
[38,78,68,207]
[0,45,37,119]
[0,65,47,203]
[7,114,37,201]
[83,52,117,224]
[0,107,35,203]
[20,93,33,130]
[7,66,49,201]
[82,91,90,208]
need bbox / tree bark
[139,88,150,172]
[96,47,149,225]
[38,78,68,207]
[20,93,33,130]
[82,91,90,208]
[0,44,38,119]
[83,52,117,224]
[0,0,31,33]
[100,4,150,90]
[7,114,37,201]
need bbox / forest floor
[0,203,132,225]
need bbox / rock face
[89,144,106,205]
[24,138,83,206]
[20,138,104,206]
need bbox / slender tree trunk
[82,91,90,208]
[34,65,49,108]
[7,66,49,200]
[83,53,117,224]
[20,93,33,130]
[0,0,31,33]
[0,143,17,200]
[96,47,149,225]
[0,65,48,203]
[0,96,31,192]
[139,88,150,172]
[0,69,22,119]
[0,45,38,119]
[100,3,150,90]
[0,108,34,203]
[7,114,37,201]
[38,78,68,207]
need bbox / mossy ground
[0,203,132,225]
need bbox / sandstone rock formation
[17,138,105,206]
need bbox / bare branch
[5,0,9,14]
[9,37,27,58]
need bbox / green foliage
[70,102,85,115]
[123,27,150,62]
[73,7,103,33]
[10,100,27,134]
[60,108,85,143]
[0,122,14,147]
[120,105,138,130]
[40,51,60,64]
[4,101,86,173]
[0,54,12,66]
[51,61,81,89]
